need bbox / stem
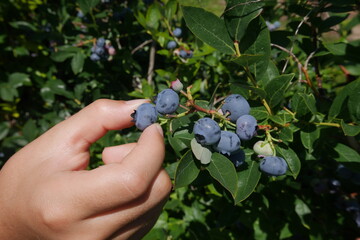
[234,41,241,57]
[313,122,341,128]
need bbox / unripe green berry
[253,141,274,156]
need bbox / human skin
[0,99,172,240]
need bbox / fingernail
[154,123,164,137]
[125,99,149,107]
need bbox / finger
[66,124,165,213]
[102,143,137,165]
[55,99,149,151]
[84,169,171,239]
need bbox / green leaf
[294,198,311,229]
[71,52,85,75]
[291,92,317,117]
[165,0,178,20]
[8,73,31,88]
[146,3,162,30]
[334,143,360,172]
[250,106,269,120]
[0,122,10,141]
[259,60,280,88]
[76,0,100,15]
[51,51,76,62]
[341,120,360,136]
[235,160,261,204]
[264,74,294,108]
[182,6,236,54]
[240,16,271,80]
[276,144,301,179]
[329,79,360,119]
[269,110,293,126]
[348,87,360,122]
[300,127,320,153]
[207,153,238,198]
[230,54,264,67]
[224,0,264,42]
[9,21,37,31]
[22,119,39,142]
[0,83,18,101]
[191,139,212,164]
[174,150,200,189]
[278,126,294,143]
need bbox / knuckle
[38,204,71,232]
[120,170,148,199]
[91,99,112,115]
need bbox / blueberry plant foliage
[1,0,360,239]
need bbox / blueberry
[236,115,257,141]
[221,94,250,122]
[96,38,106,47]
[95,46,105,55]
[131,103,158,131]
[336,164,353,179]
[167,40,177,50]
[155,89,179,115]
[90,53,101,61]
[259,156,288,176]
[213,131,241,155]
[173,28,182,37]
[179,50,187,58]
[229,150,245,168]
[77,10,85,18]
[193,118,221,146]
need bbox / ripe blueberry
[221,94,250,122]
[131,103,158,131]
[155,89,179,115]
[236,115,257,140]
[173,28,182,37]
[96,38,106,47]
[90,53,101,61]
[229,150,245,168]
[193,118,221,145]
[167,40,177,50]
[259,156,288,176]
[213,131,241,155]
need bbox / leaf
[291,92,317,117]
[276,144,301,179]
[329,79,360,119]
[348,87,360,122]
[146,3,162,30]
[191,138,212,164]
[341,120,360,136]
[300,127,320,153]
[230,54,264,67]
[8,73,31,88]
[235,160,261,204]
[278,126,294,143]
[224,0,264,42]
[0,122,10,141]
[182,6,236,54]
[207,153,238,198]
[174,150,200,189]
[250,106,269,120]
[76,0,100,15]
[71,52,85,75]
[9,21,37,31]
[269,110,293,126]
[259,60,280,88]
[333,143,360,172]
[264,74,294,108]
[294,198,311,229]
[240,16,271,80]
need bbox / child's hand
[0,99,172,240]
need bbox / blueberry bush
[1,0,360,239]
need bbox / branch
[131,39,153,55]
[147,41,156,85]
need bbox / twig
[147,41,156,85]
[131,39,153,55]
[281,0,324,73]
[271,43,319,96]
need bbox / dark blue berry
[167,41,177,50]
[259,156,288,176]
[236,115,257,141]
[131,103,158,131]
[221,94,250,122]
[173,28,182,37]
[229,150,246,168]
[193,118,221,146]
[155,89,179,115]
[90,53,101,61]
[96,38,106,47]
[213,131,241,155]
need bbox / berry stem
[234,41,241,57]
[313,122,341,128]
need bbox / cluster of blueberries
[166,28,193,59]
[90,38,116,61]
[131,83,288,176]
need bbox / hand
[0,99,172,240]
